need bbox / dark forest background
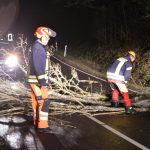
[13,0,150,48]
[11,0,150,86]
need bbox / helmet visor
[48,28,56,37]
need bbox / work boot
[111,101,120,108]
[37,127,51,133]
[125,107,137,115]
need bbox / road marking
[85,114,150,150]
[52,56,148,148]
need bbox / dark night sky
[10,0,150,49]
[11,0,91,46]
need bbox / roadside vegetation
[55,44,150,95]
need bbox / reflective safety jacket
[107,56,133,82]
[27,40,50,86]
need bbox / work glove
[124,81,127,84]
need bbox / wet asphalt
[0,56,149,150]
[53,112,150,150]
[0,112,149,150]
[48,56,150,150]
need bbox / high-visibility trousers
[30,84,50,128]
[108,80,131,107]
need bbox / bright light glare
[5,55,18,68]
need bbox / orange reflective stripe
[37,74,46,79]
[38,100,49,128]
[40,111,48,116]
[28,75,38,83]
[40,116,48,121]
[39,112,48,121]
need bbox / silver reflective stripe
[40,111,48,116]
[29,75,37,79]
[28,75,38,83]
[27,79,38,83]
[45,51,50,71]
[115,58,127,75]
[45,51,50,83]
[126,67,132,70]
[107,72,125,81]
[40,116,48,121]
[38,74,46,79]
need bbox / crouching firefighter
[27,26,56,132]
[107,50,137,114]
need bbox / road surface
[0,112,149,150]
[0,55,149,150]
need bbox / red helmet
[34,26,56,38]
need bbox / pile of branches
[0,79,125,117]
[0,35,128,116]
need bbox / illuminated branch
[0,35,114,115]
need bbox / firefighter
[107,50,137,114]
[28,26,56,132]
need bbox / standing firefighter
[107,51,136,114]
[28,26,56,132]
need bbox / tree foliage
[64,0,150,48]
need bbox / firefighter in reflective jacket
[107,51,136,114]
[28,26,56,132]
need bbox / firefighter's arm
[33,45,47,86]
[124,62,132,82]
